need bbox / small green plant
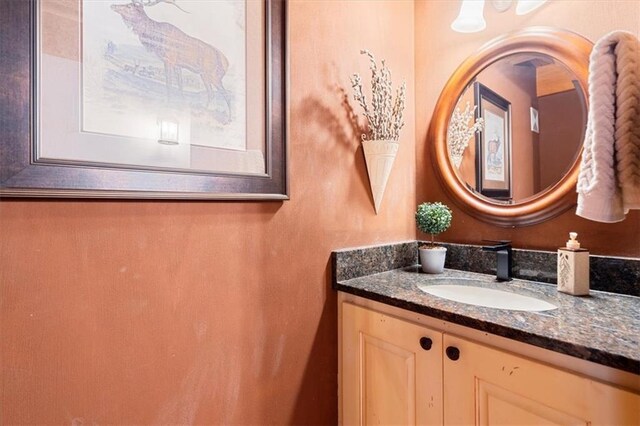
[415,202,452,248]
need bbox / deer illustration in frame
[0,0,288,199]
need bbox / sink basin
[417,280,557,312]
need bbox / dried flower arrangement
[350,50,406,141]
[447,101,485,168]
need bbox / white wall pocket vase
[362,140,399,214]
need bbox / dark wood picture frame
[0,0,288,200]
[474,82,512,200]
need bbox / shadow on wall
[0,198,286,221]
[296,85,365,150]
[289,260,338,425]
[295,85,372,208]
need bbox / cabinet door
[443,334,640,426]
[342,303,443,426]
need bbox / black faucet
[482,240,512,281]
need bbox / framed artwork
[530,107,539,133]
[0,0,287,199]
[474,82,512,200]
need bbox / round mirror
[430,28,592,226]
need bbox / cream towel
[576,31,640,223]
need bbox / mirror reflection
[447,52,587,204]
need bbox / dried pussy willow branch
[350,50,406,142]
[447,101,484,168]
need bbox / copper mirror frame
[429,27,593,227]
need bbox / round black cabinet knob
[446,346,460,361]
[419,337,433,351]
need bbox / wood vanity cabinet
[444,334,640,425]
[340,301,640,426]
[342,302,443,425]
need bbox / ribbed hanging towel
[576,31,640,223]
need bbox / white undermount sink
[417,279,557,312]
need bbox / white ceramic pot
[419,247,447,274]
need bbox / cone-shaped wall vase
[362,140,399,214]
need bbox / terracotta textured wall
[538,90,585,190]
[416,0,640,257]
[0,1,415,424]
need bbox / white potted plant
[415,202,453,274]
[351,50,406,214]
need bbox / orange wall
[416,0,640,257]
[538,90,585,190]
[0,1,415,424]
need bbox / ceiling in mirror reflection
[447,52,587,204]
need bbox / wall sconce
[158,119,179,145]
[451,0,486,33]
[452,0,549,33]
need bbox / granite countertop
[335,266,640,374]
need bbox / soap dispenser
[557,232,590,295]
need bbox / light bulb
[451,0,487,33]
[491,0,513,13]
[515,0,547,15]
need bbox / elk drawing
[111,0,231,120]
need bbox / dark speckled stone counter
[333,243,640,375]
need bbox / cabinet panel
[362,334,416,425]
[444,334,640,426]
[342,303,443,426]
[477,380,587,425]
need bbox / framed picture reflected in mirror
[474,82,512,200]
